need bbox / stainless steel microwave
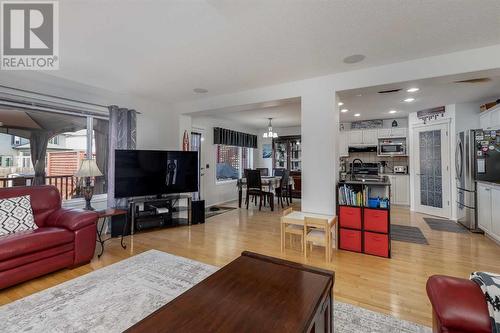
[378,138,407,156]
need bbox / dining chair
[304,217,331,262]
[281,208,304,252]
[275,169,290,208]
[273,168,285,177]
[245,169,274,211]
[256,168,269,176]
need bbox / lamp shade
[75,159,103,177]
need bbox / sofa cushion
[0,227,74,262]
[0,186,61,227]
[0,195,37,236]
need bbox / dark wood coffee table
[126,251,335,333]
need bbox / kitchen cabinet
[348,130,363,145]
[378,128,407,138]
[348,129,377,146]
[480,104,500,129]
[492,187,500,238]
[339,130,349,157]
[385,174,409,205]
[363,130,378,145]
[476,181,500,243]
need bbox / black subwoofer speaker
[191,200,205,224]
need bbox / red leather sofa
[426,275,491,333]
[0,185,98,289]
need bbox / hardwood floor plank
[1,201,499,327]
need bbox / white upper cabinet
[390,128,407,138]
[378,127,407,138]
[480,104,500,129]
[348,129,377,146]
[348,130,364,145]
[339,130,349,157]
[363,130,378,145]
[377,129,391,138]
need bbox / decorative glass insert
[419,130,443,208]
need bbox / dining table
[237,176,294,208]
[280,211,337,253]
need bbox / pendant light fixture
[262,118,278,138]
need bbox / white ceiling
[337,69,500,122]
[192,98,301,129]
[48,1,500,104]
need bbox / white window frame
[215,145,253,185]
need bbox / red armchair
[426,275,491,333]
[0,185,98,289]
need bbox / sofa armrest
[46,208,98,231]
[426,275,491,333]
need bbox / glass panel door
[414,123,451,218]
[290,139,301,171]
[274,141,288,169]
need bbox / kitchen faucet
[352,158,363,174]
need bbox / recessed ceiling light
[404,97,415,103]
[406,87,419,92]
[338,102,344,106]
[193,88,208,94]
[341,108,349,113]
[388,110,397,114]
[343,54,366,64]
[354,113,361,117]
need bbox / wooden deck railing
[0,175,82,200]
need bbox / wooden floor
[2,201,500,327]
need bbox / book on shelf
[338,184,366,207]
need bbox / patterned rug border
[0,249,431,333]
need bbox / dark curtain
[94,118,109,195]
[107,105,137,208]
[30,131,50,185]
[213,127,257,148]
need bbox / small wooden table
[96,208,128,258]
[126,251,334,333]
[281,211,337,253]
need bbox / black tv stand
[128,194,192,235]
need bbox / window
[11,136,21,146]
[0,155,13,167]
[216,145,252,182]
[48,135,59,145]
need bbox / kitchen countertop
[381,172,409,176]
[476,180,500,187]
[339,175,391,186]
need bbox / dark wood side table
[126,251,335,333]
[96,208,128,258]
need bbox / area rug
[391,224,429,245]
[206,206,236,219]
[423,217,468,233]
[0,250,431,333]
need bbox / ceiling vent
[454,78,491,83]
[377,88,402,94]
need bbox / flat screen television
[114,150,198,198]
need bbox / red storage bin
[339,228,362,252]
[364,209,389,233]
[364,232,389,258]
[339,206,362,229]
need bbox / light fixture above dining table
[262,117,278,138]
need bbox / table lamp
[75,159,103,210]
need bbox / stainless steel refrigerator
[455,130,480,231]
[456,129,500,231]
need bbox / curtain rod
[0,84,108,108]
